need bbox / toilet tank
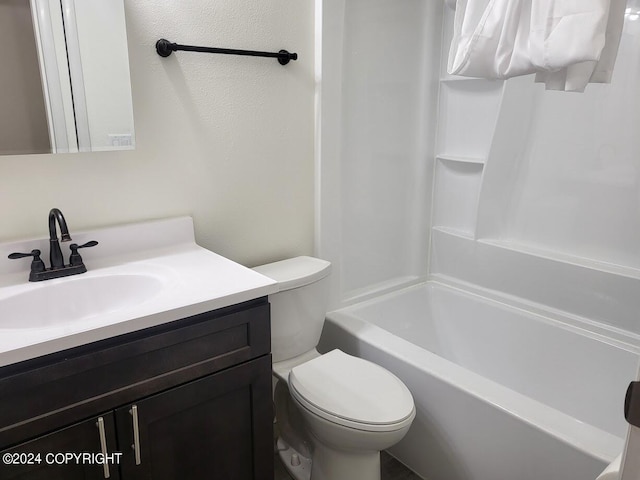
[253,257,331,362]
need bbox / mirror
[0,0,135,155]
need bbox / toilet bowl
[253,257,415,480]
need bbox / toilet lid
[289,350,414,430]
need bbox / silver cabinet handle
[129,405,141,465]
[96,417,110,479]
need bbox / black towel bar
[155,39,298,65]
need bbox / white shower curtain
[447,0,626,92]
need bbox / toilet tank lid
[252,256,331,291]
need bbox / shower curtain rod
[155,39,298,65]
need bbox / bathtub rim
[335,276,640,355]
[324,280,632,464]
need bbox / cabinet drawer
[0,298,270,448]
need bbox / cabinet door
[0,412,120,480]
[115,355,273,480]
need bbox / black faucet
[49,208,71,269]
[8,208,98,282]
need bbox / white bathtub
[319,281,640,480]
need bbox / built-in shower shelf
[433,158,484,238]
[431,225,475,239]
[436,154,486,165]
[435,225,640,285]
[440,76,489,83]
[431,227,640,335]
[479,238,640,281]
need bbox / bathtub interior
[334,281,640,439]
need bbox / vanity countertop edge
[0,216,278,368]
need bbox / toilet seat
[289,350,415,432]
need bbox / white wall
[430,8,640,334]
[318,0,442,308]
[504,17,640,269]
[0,0,315,267]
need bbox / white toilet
[253,256,415,480]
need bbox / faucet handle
[72,241,98,249]
[8,249,46,274]
[69,241,99,266]
[8,249,41,260]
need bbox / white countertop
[0,217,278,367]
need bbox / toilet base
[310,436,381,480]
[277,437,312,480]
[277,435,383,480]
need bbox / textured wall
[0,0,315,267]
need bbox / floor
[274,451,423,480]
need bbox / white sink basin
[0,216,278,367]
[0,274,164,329]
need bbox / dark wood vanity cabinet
[115,358,271,480]
[0,297,274,480]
